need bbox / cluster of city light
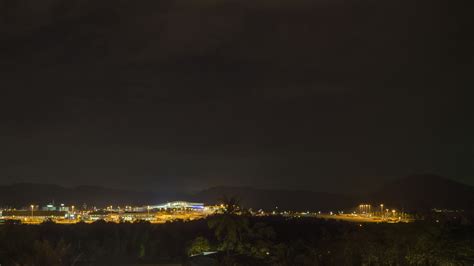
[358,204,371,214]
[0,201,412,225]
[0,201,214,224]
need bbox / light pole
[30,205,34,217]
[380,204,384,219]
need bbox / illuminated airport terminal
[148,201,204,210]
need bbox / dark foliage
[0,217,473,265]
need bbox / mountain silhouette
[1,175,472,211]
[192,186,355,211]
[367,174,474,211]
[0,183,181,208]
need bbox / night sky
[0,0,472,193]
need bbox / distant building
[42,204,57,211]
[59,204,69,212]
[149,201,204,211]
[88,210,110,221]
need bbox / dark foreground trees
[202,196,275,265]
[193,197,474,265]
[0,216,473,265]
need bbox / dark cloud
[0,0,472,193]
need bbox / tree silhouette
[187,236,212,256]
[208,196,249,251]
